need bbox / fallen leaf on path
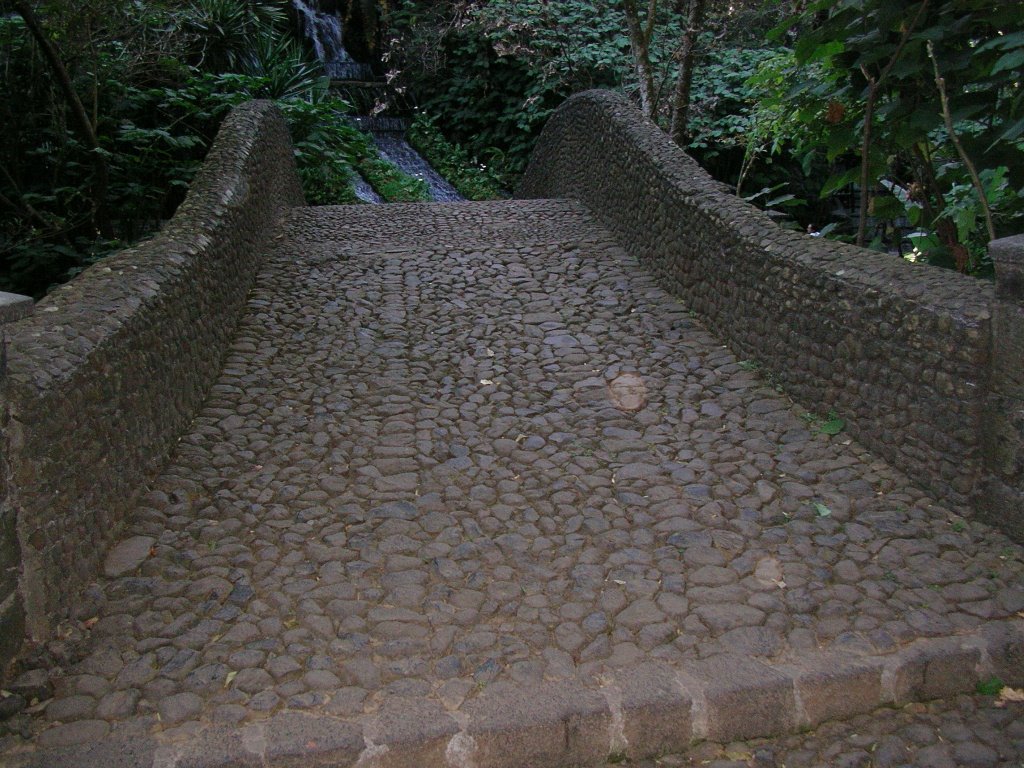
[999,687,1024,703]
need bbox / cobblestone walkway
[3,200,1023,765]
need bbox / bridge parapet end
[0,292,33,324]
[0,100,304,672]
[519,89,1017,542]
[979,236,1024,539]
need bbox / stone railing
[518,89,1021,543]
[0,100,304,668]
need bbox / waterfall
[290,0,464,203]
[291,0,375,81]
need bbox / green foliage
[751,0,1024,272]
[356,157,430,202]
[686,44,777,155]
[385,0,629,175]
[183,0,289,72]
[0,0,385,297]
[976,677,1005,696]
[802,410,846,436]
[407,113,507,200]
[276,94,365,206]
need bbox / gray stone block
[887,637,980,703]
[786,653,885,728]
[0,291,32,323]
[616,662,694,759]
[681,655,797,742]
[464,679,611,768]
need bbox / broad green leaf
[992,49,1024,75]
[813,502,832,517]
[819,417,845,435]
[820,168,860,198]
[977,31,1024,53]
[871,195,905,220]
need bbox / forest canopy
[1,0,1021,296]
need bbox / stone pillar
[979,235,1024,542]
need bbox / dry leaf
[83,617,99,630]
[224,671,238,688]
[1000,687,1024,703]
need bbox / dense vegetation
[0,0,426,297]
[2,0,1021,297]
[386,0,1023,274]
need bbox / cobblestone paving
[3,200,1023,753]
[611,694,1024,767]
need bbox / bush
[407,113,507,200]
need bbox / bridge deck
[7,200,1023,765]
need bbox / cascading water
[291,0,374,81]
[291,0,464,203]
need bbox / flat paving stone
[2,200,1023,766]
[605,694,1024,768]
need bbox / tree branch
[622,0,658,119]
[928,40,996,246]
[669,0,706,145]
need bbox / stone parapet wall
[518,90,1004,534]
[0,100,304,668]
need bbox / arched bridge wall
[518,89,1022,544]
[0,101,304,669]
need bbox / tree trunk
[622,0,658,120]
[854,0,929,248]
[13,0,114,239]
[669,0,705,145]
[855,77,878,248]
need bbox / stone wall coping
[4,619,1021,768]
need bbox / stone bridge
[0,92,1022,767]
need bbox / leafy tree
[759,0,1024,270]
[0,0,406,296]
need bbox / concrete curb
[4,619,1022,768]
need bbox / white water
[291,0,353,65]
